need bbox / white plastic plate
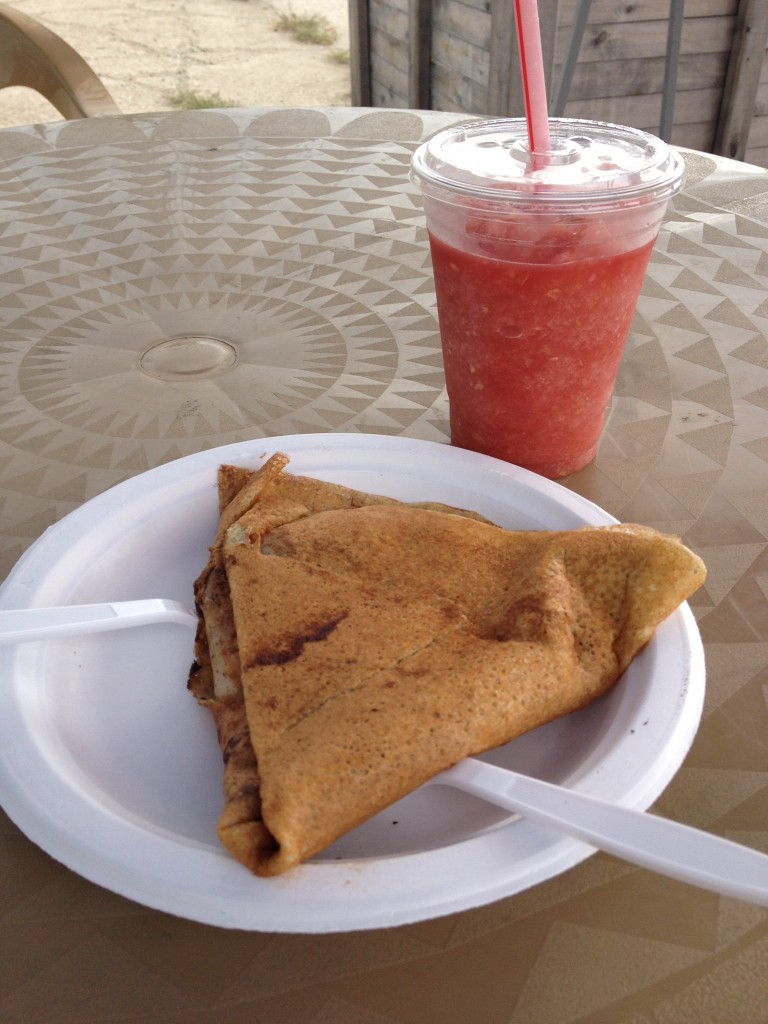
[0,434,704,932]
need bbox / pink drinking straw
[513,0,551,163]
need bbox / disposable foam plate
[0,434,704,932]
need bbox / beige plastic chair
[0,2,120,119]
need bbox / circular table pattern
[0,109,766,590]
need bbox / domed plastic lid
[411,118,685,207]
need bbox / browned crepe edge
[188,453,492,873]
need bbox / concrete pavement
[0,0,352,128]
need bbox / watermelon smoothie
[411,119,684,478]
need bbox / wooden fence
[348,0,768,166]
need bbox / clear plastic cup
[411,118,685,478]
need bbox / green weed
[274,10,338,46]
[166,89,234,110]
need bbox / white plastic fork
[2,600,766,906]
[0,599,197,643]
[438,758,768,906]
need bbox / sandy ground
[0,0,352,128]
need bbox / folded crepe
[188,453,706,877]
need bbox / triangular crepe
[188,453,706,876]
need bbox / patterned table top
[0,107,766,1024]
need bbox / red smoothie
[411,118,684,479]
[428,225,655,478]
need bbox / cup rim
[411,117,686,208]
